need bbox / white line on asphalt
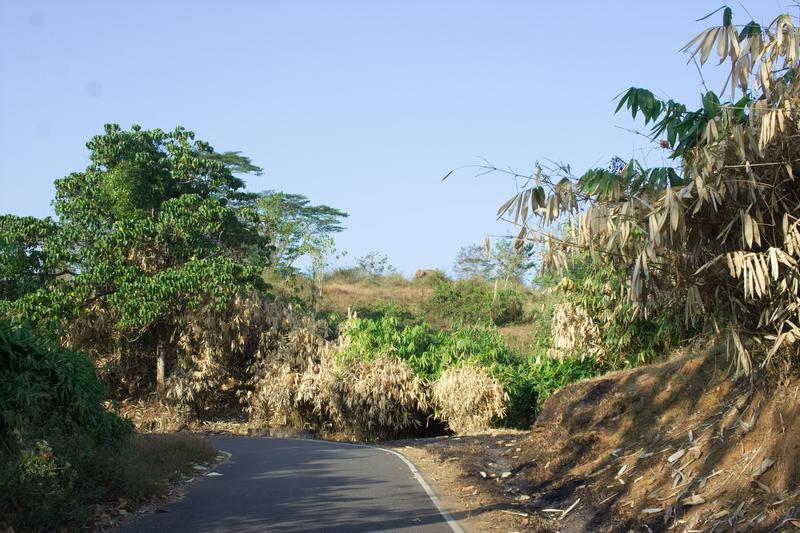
[271,437,466,533]
[373,445,466,533]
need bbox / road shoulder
[387,431,533,533]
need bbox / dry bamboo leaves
[751,458,775,478]
[432,364,507,434]
[491,11,800,374]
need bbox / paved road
[120,436,460,533]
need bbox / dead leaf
[667,449,685,463]
[752,458,775,477]
[681,495,706,506]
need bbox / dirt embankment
[399,342,800,532]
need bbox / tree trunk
[156,329,167,393]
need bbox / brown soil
[394,341,800,532]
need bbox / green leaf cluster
[1,125,268,334]
[0,321,130,528]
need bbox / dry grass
[85,432,217,529]
[408,340,800,531]
[321,281,431,315]
[244,317,429,440]
[497,323,539,351]
[121,433,217,485]
[2,432,218,532]
[433,364,507,433]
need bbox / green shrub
[422,279,526,326]
[525,356,605,415]
[411,269,450,286]
[351,299,419,325]
[0,321,131,529]
[554,257,686,366]
[337,315,541,428]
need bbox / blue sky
[0,0,782,276]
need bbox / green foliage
[352,299,418,324]
[0,124,278,392]
[0,322,129,447]
[0,321,131,528]
[493,240,537,286]
[454,240,536,285]
[204,150,264,176]
[523,356,603,414]
[614,86,751,158]
[255,191,348,274]
[0,215,61,301]
[356,251,396,278]
[422,278,526,326]
[337,315,545,428]
[560,257,684,365]
[453,244,494,280]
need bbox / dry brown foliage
[326,354,428,440]
[547,300,605,363]
[432,363,507,434]
[497,13,800,374]
[67,293,508,438]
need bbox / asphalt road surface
[120,436,462,533]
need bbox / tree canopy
[0,124,274,388]
[254,191,348,274]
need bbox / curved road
[120,436,462,533]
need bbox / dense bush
[523,355,605,414]
[421,279,526,326]
[547,258,684,366]
[0,322,131,529]
[336,315,541,428]
[433,364,507,433]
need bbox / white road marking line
[261,437,466,533]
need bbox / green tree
[453,240,535,286]
[356,251,395,277]
[0,124,267,391]
[0,216,62,301]
[492,240,536,287]
[453,244,494,281]
[255,191,348,274]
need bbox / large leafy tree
[1,124,268,390]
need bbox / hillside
[316,272,546,351]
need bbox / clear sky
[0,0,782,276]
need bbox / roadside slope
[399,342,800,531]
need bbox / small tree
[453,244,494,281]
[493,240,536,287]
[255,191,348,275]
[453,240,535,286]
[307,234,337,309]
[356,251,395,277]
